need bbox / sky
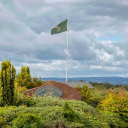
[0,0,128,78]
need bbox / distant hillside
[41,77,128,85]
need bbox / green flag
[51,19,67,35]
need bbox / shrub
[15,82,27,94]
[26,96,97,115]
[12,113,42,128]
[88,88,109,107]
[31,96,64,107]
[44,120,85,128]
[13,93,34,107]
[62,102,78,122]
[112,87,126,94]
[75,84,91,103]
[0,97,127,128]
[97,90,128,122]
[43,120,67,128]
[68,122,85,128]
[0,116,11,128]
[0,116,7,127]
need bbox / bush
[75,84,91,103]
[0,97,127,128]
[43,120,66,128]
[15,82,27,94]
[88,88,109,107]
[97,90,128,122]
[12,113,42,128]
[44,120,85,128]
[0,116,7,127]
[62,102,78,122]
[13,93,34,107]
[112,87,126,94]
[0,116,11,128]
[30,96,64,107]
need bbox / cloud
[0,0,128,77]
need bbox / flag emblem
[51,19,67,35]
[55,25,61,31]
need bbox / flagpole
[66,16,69,82]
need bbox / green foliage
[27,96,97,115]
[90,82,115,89]
[43,120,67,128]
[75,84,91,103]
[0,97,127,128]
[0,70,2,106]
[44,120,85,128]
[13,93,33,107]
[16,66,44,89]
[30,96,64,107]
[15,82,27,94]
[0,117,11,128]
[0,116,7,128]
[115,84,128,91]
[1,60,16,106]
[113,86,126,94]
[123,85,128,91]
[0,106,26,124]
[12,113,42,128]
[16,66,32,89]
[88,88,109,107]
[62,102,78,122]
[32,77,44,88]
[90,81,128,91]
[87,111,128,128]
[26,66,30,74]
[97,90,128,123]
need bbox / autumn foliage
[97,89,128,122]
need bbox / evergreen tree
[26,66,30,74]
[16,66,32,88]
[1,61,16,106]
[16,66,43,89]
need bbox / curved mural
[35,86,63,97]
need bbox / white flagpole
[66,16,69,82]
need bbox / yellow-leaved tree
[97,89,128,122]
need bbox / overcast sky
[0,0,128,78]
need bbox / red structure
[24,80,82,101]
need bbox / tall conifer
[1,61,16,106]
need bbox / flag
[51,19,67,35]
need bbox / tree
[75,84,91,103]
[16,66,32,89]
[97,90,128,122]
[103,82,114,89]
[26,66,30,74]
[16,66,43,89]
[1,60,16,106]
